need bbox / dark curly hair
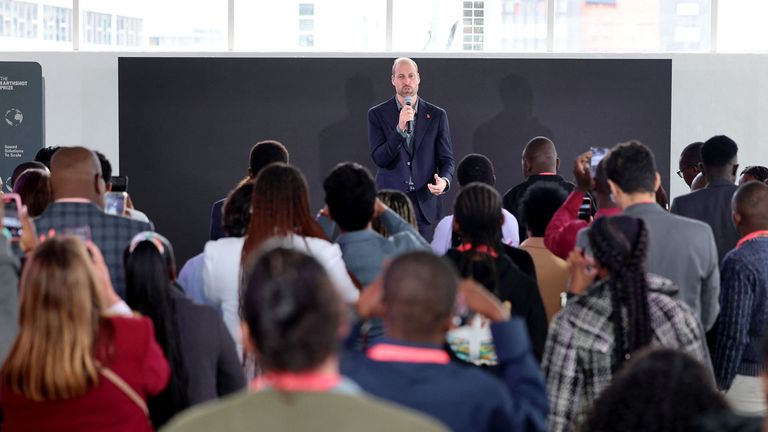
[520,182,568,237]
[242,246,341,373]
[222,180,253,237]
[323,162,376,232]
[581,348,727,432]
[701,135,738,168]
[605,141,657,194]
[741,165,768,183]
[588,215,653,372]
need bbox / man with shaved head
[713,181,768,415]
[341,251,548,432]
[503,136,574,242]
[368,57,455,241]
[33,147,152,298]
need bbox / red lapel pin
[426,113,431,119]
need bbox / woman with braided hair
[444,182,547,362]
[543,215,709,432]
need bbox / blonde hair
[2,236,104,401]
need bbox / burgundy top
[2,315,170,432]
[544,190,621,259]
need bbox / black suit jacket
[502,174,575,243]
[368,97,455,224]
[671,179,739,264]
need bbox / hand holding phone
[3,193,23,241]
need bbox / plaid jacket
[34,202,153,298]
[542,274,708,432]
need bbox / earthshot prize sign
[0,62,43,189]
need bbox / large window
[555,0,710,52]
[0,0,764,53]
[79,0,226,50]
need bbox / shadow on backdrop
[318,75,378,179]
[473,74,553,193]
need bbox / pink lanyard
[736,230,768,249]
[367,343,450,364]
[251,371,342,392]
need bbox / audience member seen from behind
[671,135,740,264]
[431,154,520,255]
[577,141,720,331]
[33,146,61,170]
[124,232,245,428]
[714,181,768,415]
[342,251,548,432]
[321,162,428,287]
[180,180,252,311]
[319,163,429,348]
[213,164,357,357]
[12,168,50,217]
[545,215,709,432]
[503,136,574,243]
[240,163,357,300]
[162,247,446,432]
[544,151,620,260]
[444,183,547,361]
[678,141,703,188]
[96,151,150,223]
[9,160,48,192]
[33,147,153,298]
[209,140,288,240]
[520,182,570,322]
[0,202,20,363]
[582,348,728,432]
[1,236,169,432]
[739,166,768,186]
[372,189,418,238]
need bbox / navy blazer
[34,201,153,299]
[368,97,455,223]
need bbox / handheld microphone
[404,95,413,134]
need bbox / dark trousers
[408,191,435,242]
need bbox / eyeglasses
[676,164,698,178]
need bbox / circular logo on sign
[4,108,23,127]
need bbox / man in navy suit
[368,57,455,241]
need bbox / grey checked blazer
[34,201,153,298]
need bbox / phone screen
[3,197,22,239]
[590,147,609,176]
[105,192,127,216]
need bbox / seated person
[583,349,729,432]
[372,189,419,238]
[544,150,620,260]
[163,246,445,432]
[545,215,709,432]
[342,251,548,432]
[520,182,570,322]
[444,183,547,361]
[432,153,520,253]
[1,236,169,432]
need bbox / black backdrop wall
[119,57,671,265]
